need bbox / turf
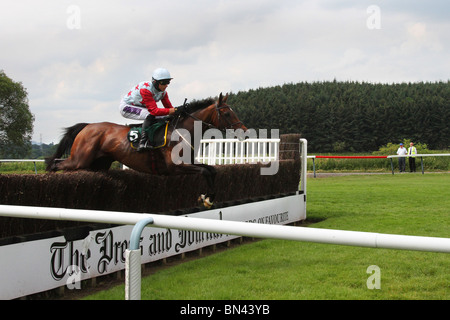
[84,173,450,300]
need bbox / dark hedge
[0,159,300,239]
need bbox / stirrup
[138,140,156,152]
[137,140,150,152]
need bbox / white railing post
[125,217,154,300]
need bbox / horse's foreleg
[195,164,216,208]
[169,163,217,208]
[162,147,217,208]
[195,164,217,202]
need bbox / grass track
[84,173,449,300]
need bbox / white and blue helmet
[152,68,172,82]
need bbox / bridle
[169,102,244,150]
[214,104,244,130]
[182,103,243,131]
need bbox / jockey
[119,68,182,151]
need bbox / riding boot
[137,114,156,152]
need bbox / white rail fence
[387,154,450,174]
[0,205,448,300]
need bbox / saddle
[127,121,169,149]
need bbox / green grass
[0,161,46,174]
[0,161,124,174]
[83,173,450,300]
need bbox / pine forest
[227,81,449,153]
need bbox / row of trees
[30,143,58,159]
[1,70,448,158]
[0,71,34,158]
[228,80,449,152]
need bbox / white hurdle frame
[196,138,280,165]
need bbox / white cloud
[0,0,448,143]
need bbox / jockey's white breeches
[119,100,149,120]
[119,100,169,121]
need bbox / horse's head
[183,93,247,132]
[210,93,248,131]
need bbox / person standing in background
[408,142,417,172]
[397,143,407,172]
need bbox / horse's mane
[186,98,215,113]
[125,98,215,128]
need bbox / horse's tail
[45,123,89,171]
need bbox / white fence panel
[196,138,280,165]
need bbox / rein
[215,104,244,130]
[168,101,243,150]
[169,112,195,150]
[183,103,243,131]
[184,112,216,129]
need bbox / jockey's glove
[174,105,187,116]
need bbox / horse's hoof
[198,194,213,209]
[47,163,58,172]
[197,195,203,205]
[203,197,213,209]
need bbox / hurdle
[196,138,280,165]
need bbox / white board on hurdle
[0,193,305,300]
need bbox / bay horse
[45,93,247,207]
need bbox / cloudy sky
[1,0,448,144]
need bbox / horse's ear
[217,92,228,105]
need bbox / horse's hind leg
[55,145,100,171]
[55,155,94,171]
[91,157,114,171]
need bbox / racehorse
[45,93,247,208]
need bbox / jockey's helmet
[152,68,172,83]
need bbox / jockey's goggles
[159,79,171,85]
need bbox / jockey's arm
[162,93,176,115]
[140,89,173,116]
